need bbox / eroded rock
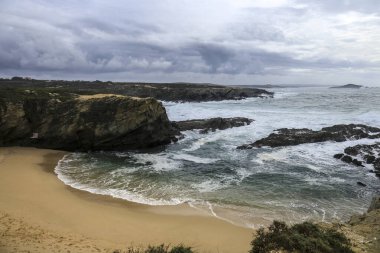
[173,117,253,134]
[237,124,380,149]
[334,143,380,177]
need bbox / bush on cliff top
[250,220,354,253]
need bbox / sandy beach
[0,147,253,253]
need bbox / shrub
[125,244,194,253]
[250,220,354,253]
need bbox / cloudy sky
[1,0,380,85]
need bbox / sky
[0,0,380,86]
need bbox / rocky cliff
[0,89,178,151]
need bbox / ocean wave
[273,91,299,99]
[55,156,190,206]
[172,153,219,164]
[133,153,183,171]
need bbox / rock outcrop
[119,84,273,102]
[334,143,380,177]
[0,90,179,151]
[347,196,380,253]
[237,124,380,149]
[173,117,253,134]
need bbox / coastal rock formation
[237,124,380,149]
[330,84,362,89]
[0,78,274,102]
[334,143,380,177]
[0,90,179,151]
[173,117,253,134]
[119,84,273,102]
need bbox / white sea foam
[236,167,254,182]
[255,149,288,163]
[55,156,189,206]
[133,153,182,171]
[193,179,224,193]
[273,91,299,99]
[182,133,224,151]
[172,154,219,164]
[192,167,252,193]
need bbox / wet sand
[0,147,253,253]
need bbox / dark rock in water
[374,158,380,170]
[237,124,380,149]
[357,182,367,187]
[334,143,380,178]
[0,90,179,151]
[330,84,362,89]
[341,155,353,163]
[352,159,364,167]
[334,153,344,159]
[344,146,359,156]
[173,117,253,134]
[365,155,376,164]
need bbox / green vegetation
[250,221,354,253]
[115,221,356,253]
[113,244,194,253]
[0,77,273,102]
[0,87,97,103]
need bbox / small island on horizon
[330,84,363,89]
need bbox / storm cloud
[0,0,380,85]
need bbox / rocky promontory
[173,117,253,134]
[237,124,380,149]
[0,89,179,151]
[0,78,274,102]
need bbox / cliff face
[346,196,380,253]
[0,91,178,151]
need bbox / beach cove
[0,147,252,253]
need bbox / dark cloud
[0,0,379,85]
[195,44,234,73]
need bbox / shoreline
[0,147,253,253]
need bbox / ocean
[55,87,380,228]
